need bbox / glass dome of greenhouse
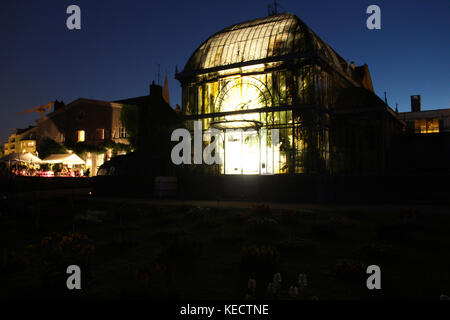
[183,13,347,74]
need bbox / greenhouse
[176,12,395,175]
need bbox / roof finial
[163,72,170,106]
[157,64,161,85]
[268,1,278,16]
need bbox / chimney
[350,61,355,70]
[53,100,65,111]
[411,95,421,112]
[150,81,163,98]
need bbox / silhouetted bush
[311,222,344,240]
[247,217,279,235]
[277,238,318,255]
[376,223,407,243]
[252,204,271,217]
[333,259,366,282]
[119,262,181,299]
[156,237,202,274]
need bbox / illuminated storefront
[176,13,379,175]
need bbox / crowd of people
[9,166,90,177]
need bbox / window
[119,127,126,138]
[414,119,439,134]
[77,130,85,142]
[96,128,105,140]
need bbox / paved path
[7,187,450,214]
[6,188,92,201]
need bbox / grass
[1,196,450,300]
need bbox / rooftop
[182,13,349,75]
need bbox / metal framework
[176,13,375,175]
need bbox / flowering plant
[26,232,95,277]
[2,250,30,273]
[25,232,95,295]
[240,245,280,284]
[297,273,308,290]
[121,263,178,299]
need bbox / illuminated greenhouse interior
[176,13,372,175]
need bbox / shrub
[252,204,271,217]
[186,206,211,220]
[112,205,141,223]
[1,249,30,274]
[244,272,312,300]
[240,245,281,299]
[26,232,95,296]
[148,207,174,225]
[355,244,393,262]
[196,215,221,229]
[344,210,365,220]
[277,238,318,255]
[113,226,140,247]
[247,217,279,235]
[398,209,420,222]
[278,210,300,224]
[334,259,366,282]
[156,237,202,274]
[240,245,280,280]
[311,222,344,240]
[151,229,189,240]
[177,204,195,213]
[27,232,95,265]
[326,216,356,229]
[376,223,407,243]
[213,233,243,245]
[232,212,250,223]
[73,213,103,226]
[119,263,180,299]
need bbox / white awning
[42,153,85,165]
[0,152,43,163]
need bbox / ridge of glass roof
[182,13,347,74]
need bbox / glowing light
[241,64,265,72]
[414,119,439,133]
[224,130,260,174]
[219,78,265,122]
[77,130,85,142]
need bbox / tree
[37,138,67,159]
[120,104,139,148]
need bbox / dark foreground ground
[1,186,450,300]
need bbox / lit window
[119,127,126,138]
[414,119,439,134]
[77,130,85,142]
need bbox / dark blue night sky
[1,0,449,143]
